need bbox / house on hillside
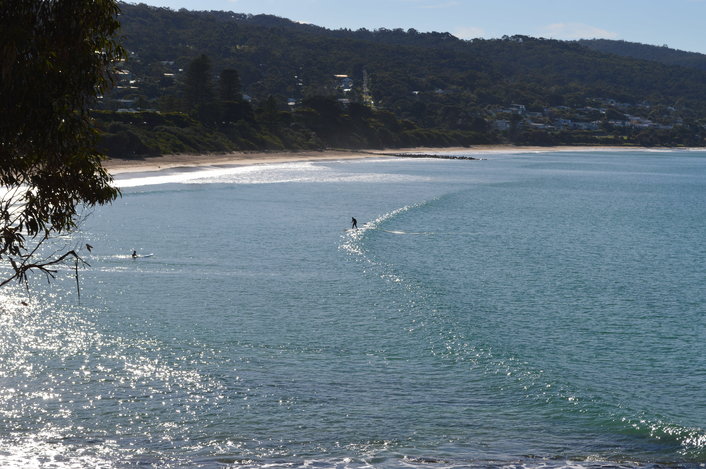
[509,104,526,114]
[494,120,511,131]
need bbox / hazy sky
[128,0,706,54]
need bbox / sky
[130,0,706,55]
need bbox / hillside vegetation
[578,39,706,72]
[98,3,706,157]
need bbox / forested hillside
[97,3,706,157]
[578,39,706,72]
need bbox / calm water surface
[1,150,704,468]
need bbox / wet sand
[102,145,653,175]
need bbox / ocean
[0,149,704,468]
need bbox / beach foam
[114,159,429,188]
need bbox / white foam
[114,159,429,188]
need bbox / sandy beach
[102,145,654,175]
[103,149,385,175]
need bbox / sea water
[0,150,704,468]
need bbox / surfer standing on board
[351,217,358,229]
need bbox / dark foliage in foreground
[1,0,124,286]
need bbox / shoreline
[104,149,387,175]
[103,145,693,175]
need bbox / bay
[1,150,704,468]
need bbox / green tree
[0,0,124,287]
[257,95,282,129]
[183,54,215,123]
[219,68,242,102]
[218,68,253,124]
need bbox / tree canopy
[0,0,125,287]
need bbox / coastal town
[107,66,678,134]
[85,3,706,159]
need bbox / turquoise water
[1,150,704,468]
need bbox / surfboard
[132,253,154,258]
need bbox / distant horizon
[122,0,706,55]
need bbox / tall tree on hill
[257,95,281,129]
[0,0,125,288]
[218,68,253,124]
[184,54,215,123]
[219,69,242,102]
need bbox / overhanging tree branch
[1,0,125,288]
